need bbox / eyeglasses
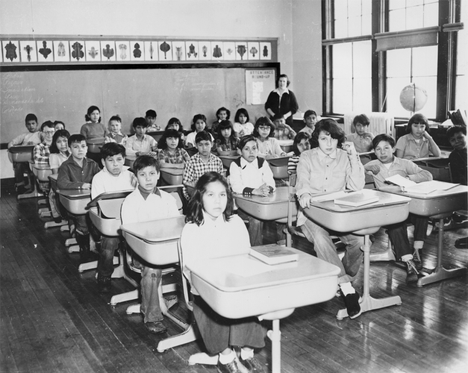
[258,126,270,130]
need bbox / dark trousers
[193,295,265,355]
[386,214,429,260]
[98,236,120,280]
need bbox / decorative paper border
[0,36,277,65]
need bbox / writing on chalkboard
[1,73,44,115]
[245,69,276,105]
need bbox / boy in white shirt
[91,143,136,293]
[121,155,180,334]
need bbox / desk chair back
[413,157,451,182]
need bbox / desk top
[380,184,468,200]
[8,145,35,153]
[121,215,185,242]
[188,248,340,293]
[86,138,105,145]
[266,155,290,167]
[160,167,184,176]
[58,188,91,199]
[234,186,289,206]
[48,174,58,181]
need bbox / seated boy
[33,121,56,193]
[182,131,223,200]
[365,134,433,278]
[299,109,317,136]
[345,114,374,154]
[229,135,275,246]
[125,117,158,159]
[8,113,42,194]
[91,143,137,293]
[121,155,180,334]
[145,109,161,132]
[296,119,365,319]
[57,134,101,262]
[273,114,297,140]
[105,115,128,145]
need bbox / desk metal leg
[267,319,282,373]
[417,218,467,287]
[337,235,402,320]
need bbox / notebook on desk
[333,191,379,207]
[249,244,298,265]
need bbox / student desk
[266,155,290,180]
[124,155,136,169]
[278,139,293,153]
[160,167,184,186]
[303,190,411,319]
[187,248,340,373]
[147,130,164,143]
[234,186,295,221]
[380,185,468,287]
[86,137,105,153]
[31,163,52,217]
[120,216,189,353]
[218,153,240,169]
[8,145,42,200]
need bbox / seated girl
[165,117,186,145]
[233,108,254,137]
[253,117,286,159]
[214,120,239,156]
[287,132,311,176]
[180,172,266,373]
[210,106,230,135]
[156,128,191,169]
[185,114,214,149]
[229,135,275,247]
[395,113,441,160]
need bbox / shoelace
[406,260,419,275]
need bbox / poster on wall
[245,68,276,105]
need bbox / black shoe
[144,321,167,334]
[455,237,468,249]
[343,292,361,319]
[405,260,419,284]
[97,278,111,293]
[217,357,249,373]
[240,356,265,373]
[412,250,423,271]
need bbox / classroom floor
[1,180,468,373]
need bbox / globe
[400,84,428,112]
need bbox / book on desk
[333,191,379,207]
[385,175,459,194]
[249,244,298,265]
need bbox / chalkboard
[0,65,278,143]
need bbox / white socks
[401,254,412,262]
[240,348,254,360]
[219,350,236,365]
[339,282,355,296]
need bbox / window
[323,0,464,121]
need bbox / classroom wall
[0,0,323,179]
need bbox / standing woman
[264,74,299,127]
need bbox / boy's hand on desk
[364,164,380,175]
[81,183,91,189]
[253,183,271,197]
[299,193,313,209]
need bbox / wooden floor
[1,180,468,373]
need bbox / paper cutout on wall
[53,41,69,62]
[20,41,37,62]
[144,41,158,61]
[131,42,144,61]
[172,41,186,61]
[223,42,235,61]
[70,41,85,61]
[38,41,53,61]
[212,42,224,60]
[3,41,19,62]
[159,41,172,61]
[199,41,211,61]
[247,42,260,60]
[259,42,271,60]
[186,41,199,60]
[116,41,130,61]
[101,41,116,61]
[235,42,247,61]
[85,41,101,61]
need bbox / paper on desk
[225,256,274,277]
[310,190,350,203]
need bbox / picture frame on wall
[19,41,38,63]
[54,41,70,62]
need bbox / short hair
[304,110,317,119]
[25,113,37,123]
[185,172,234,226]
[406,113,429,134]
[238,134,258,150]
[217,120,233,132]
[133,154,160,173]
[277,74,290,87]
[272,114,284,122]
[145,109,157,118]
[353,114,370,126]
[109,115,122,123]
[49,129,70,154]
[312,118,345,147]
[372,134,396,149]
[100,142,126,158]
[85,105,101,122]
[216,107,231,120]
[41,120,55,131]
[253,117,275,138]
[157,128,183,150]
[234,108,250,123]
[191,114,207,131]
[167,117,182,129]
[68,134,86,147]
[447,125,467,139]
[132,117,148,129]
[292,132,311,156]
[195,130,212,144]
[54,120,65,129]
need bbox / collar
[316,147,337,160]
[240,157,257,168]
[137,185,161,199]
[408,133,428,143]
[109,132,124,138]
[101,165,130,176]
[202,210,225,226]
[273,88,289,95]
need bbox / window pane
[389,9,406,32]
[348,0,361,17]
[455,4,468,110]
[387,49,411,78]
[333,44,352,78]
[389,0,406,10]
[407,0,424,7]
[362,13,372,35]
[348,15,362,37]
[412,45,437,77]
[353,41,371,78]
[455,76,467,111]
[423,2,439,27]
[406,5,424,29]
[333,78,353,113]
[353,78,372,113]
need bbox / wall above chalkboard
[0,35,277,66]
